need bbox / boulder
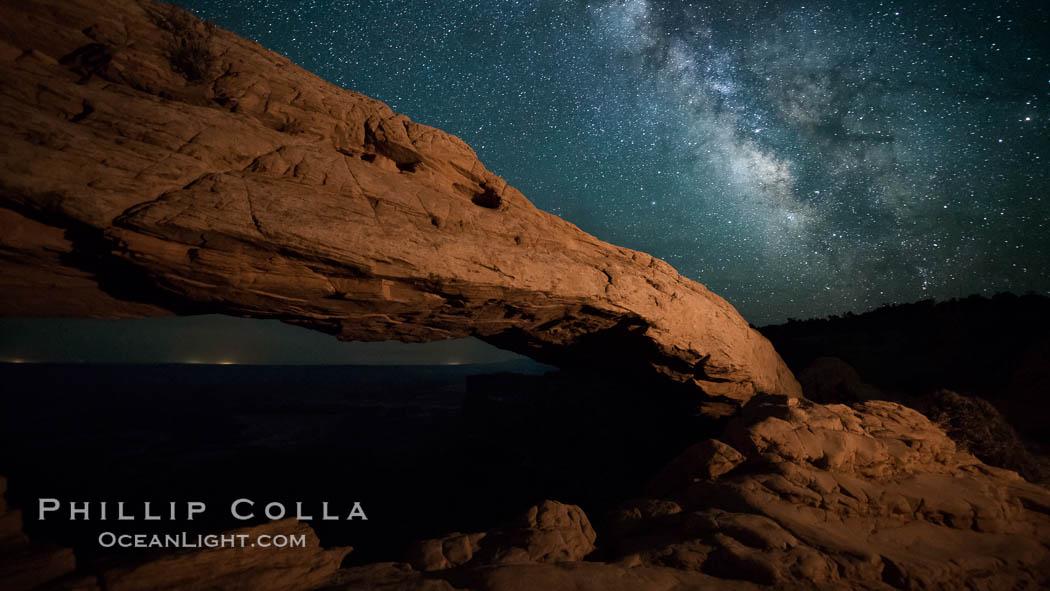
[604,395,1050,589]
[645,439,746,497]
[796,356,885,403]
[408,500,596,572]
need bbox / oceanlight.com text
[97,531,307,549]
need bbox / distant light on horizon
[0,316,531,365]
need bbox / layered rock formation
[6,393,1049,591]
[406,500,597,573]
[613,395,1050,589]
[0,0,798,401]
[797,356,1050,484]
[6,395,1045,590]
[763,295,1050,482]
[328,397,1050,590]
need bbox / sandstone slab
[606,395,1050,589]
[408,500,596,572]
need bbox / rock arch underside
[3,2,1050,591]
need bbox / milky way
[185,0,1049,323]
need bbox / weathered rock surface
[604,395,1050,589]
[407,500,596,572]
[645,438,747,497]
[0,0,799,400]
[98,518,350,591]
[797,356,1050,484]
[318,397,1050,590]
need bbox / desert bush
[917,389,1048,484]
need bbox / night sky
[175,0,1050,324]
[6,0,1050,363]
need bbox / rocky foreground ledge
[5,396,1048,590]
[334,396,1050,590]
[0,0,797,401]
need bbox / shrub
[917,389,1048,484]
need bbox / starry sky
[7,0,1050,365]
[173,0,1050,324]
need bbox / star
[179,0,1050,323]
